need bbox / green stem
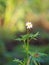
[26,29,30,59]
[33,60,38,65]
[27,56,31,65]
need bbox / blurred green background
[0,0,49,65]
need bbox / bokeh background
[0,0,49,65]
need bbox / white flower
[26,22,33,29]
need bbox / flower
[26,22,33,29]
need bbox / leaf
[30,32,39,40]
[33,32,39,37]
[21,34,30,40]
[13,59,23,65]
[15,38,23,41]
[38,53,47,57]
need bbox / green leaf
[15,38,23,41]
[13,59,23,65]
[21,34,30,40]
[33,32,39,37]
[30,32,39,40]
[38,53,47,56]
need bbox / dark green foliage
[0,39,49,65]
